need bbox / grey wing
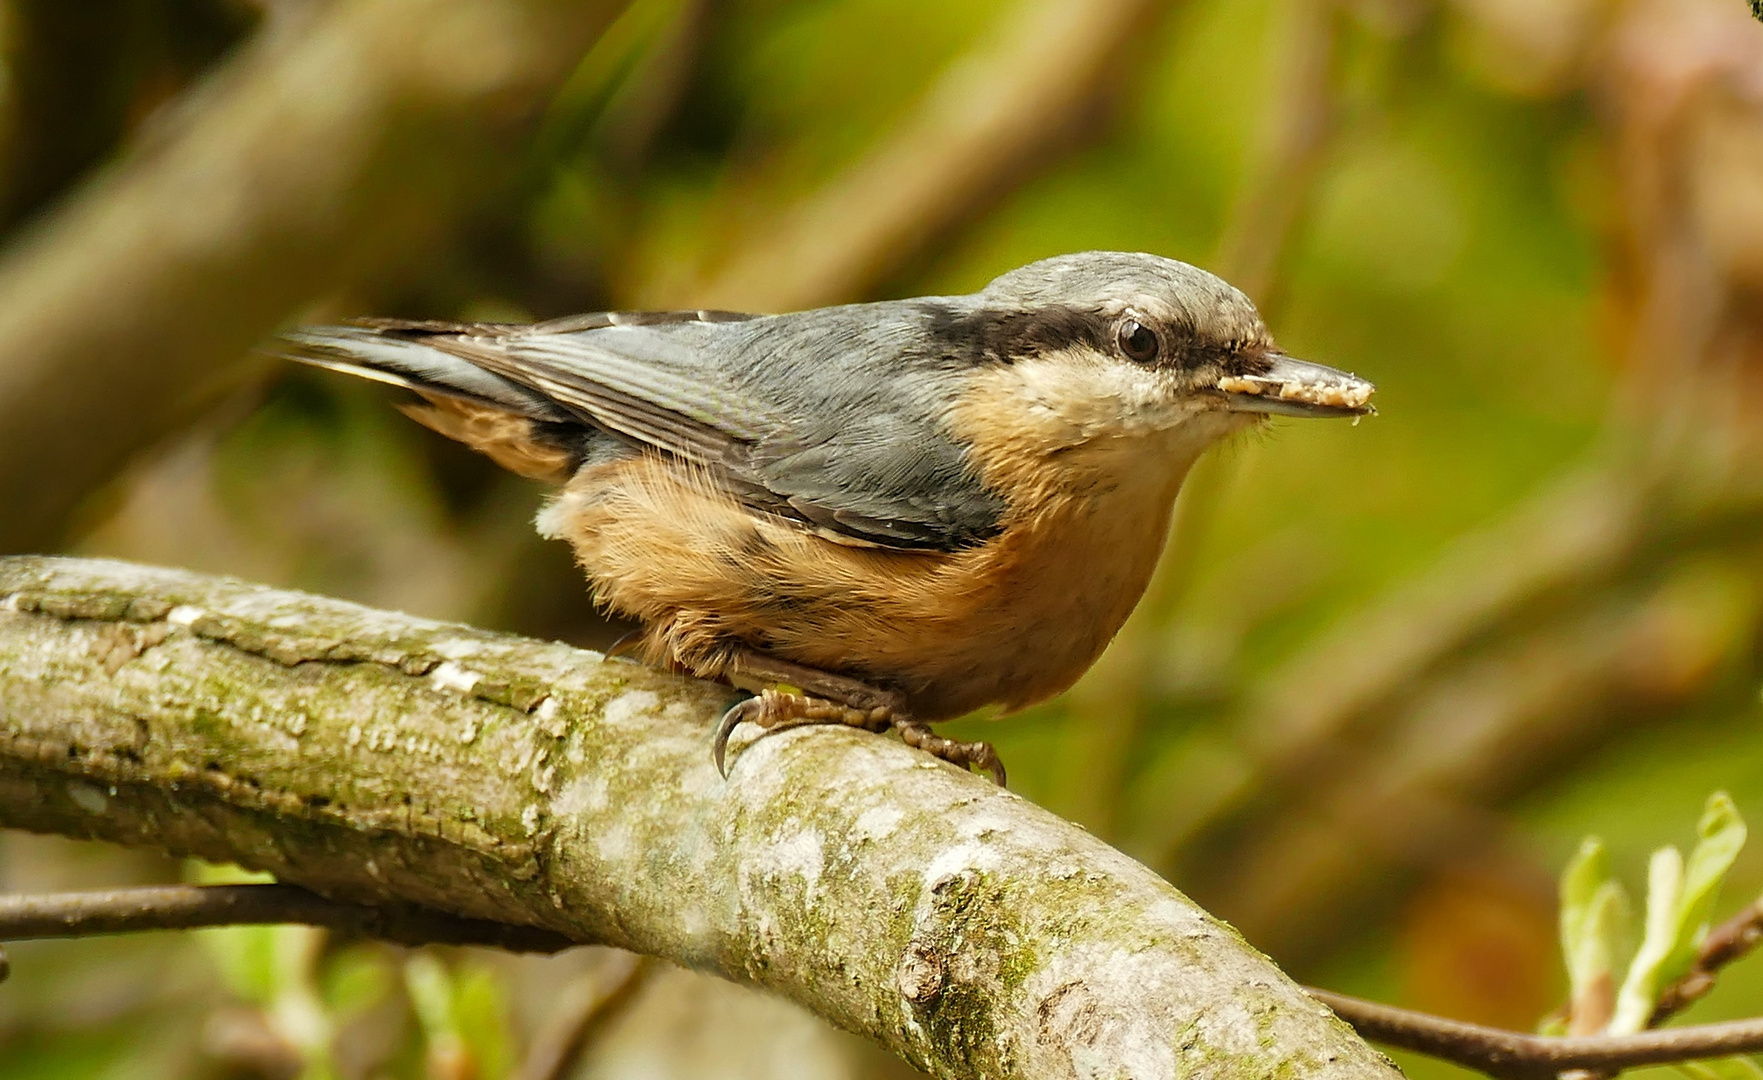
[433,319,778,468]
[274,308,1004,552]
[752,411,1004,548]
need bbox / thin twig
[1311,988,1763,1080]
[0,884,575,953]
[513,953,653,1080]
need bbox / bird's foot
[898,721,1006,787]
[713,688,891,777]
[713,687,1006,786]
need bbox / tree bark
[0,555,1403,1080]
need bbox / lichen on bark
[0,555,1402,1080]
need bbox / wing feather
[274,306,1002,552]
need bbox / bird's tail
[269,321,572,422]
[268,321,585,482]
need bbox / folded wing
[271,307,1003,552]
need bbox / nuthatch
[275,251,1374,784]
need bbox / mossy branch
[0,555,1401,1080]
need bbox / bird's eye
[1116,318,1159,363]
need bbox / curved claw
[713,697,759,778]
[603,628,644,661]
[978,753,1007,788]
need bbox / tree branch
[0,554,1401,1080]
[0,883,572,952]
[1311,988,1763,1080]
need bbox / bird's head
[942,251,1374,496]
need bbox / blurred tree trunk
[0,0,630,555]
[0,0,257,229]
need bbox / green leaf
[1611,843,1685,1034]
[1610,793,1748,1034]
[1581,882,1631,1028]
[1558,837,1631,1033]
[1561,838,1609,962]
[1673,793,1748,976]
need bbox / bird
[271,251,1373,785]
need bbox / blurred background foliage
[4,0,1763,1076]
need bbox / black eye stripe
[916,302,1109,362]
[916,300,1257,370]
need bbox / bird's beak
[1214,354,1375,418]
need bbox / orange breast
[539,450,1187,721]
